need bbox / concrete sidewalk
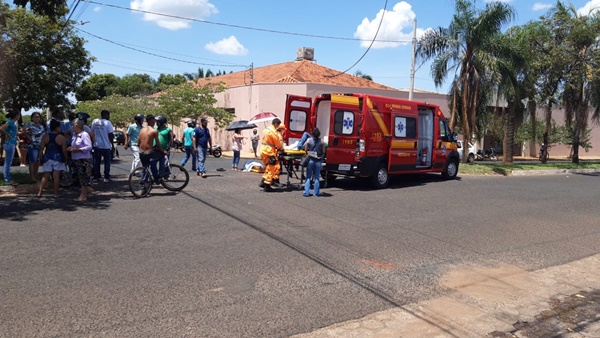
[293,254,600,338]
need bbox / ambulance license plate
[338,164,351,171]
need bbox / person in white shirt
[90,109,114,183]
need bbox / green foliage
[156,74,187,91]
[514,118,562,146]
[75,73,120,101]
[12,0,67,19]
[155,81,233,128]
[0,6,92,112]
[75,95,157,129]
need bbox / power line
[76,28,248,68]
[81,0,410,44]
[95,57,189,73]
[327,0,388,78]
[65,0,82,22]
[94,61,167,74]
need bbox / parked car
[457,141,476,163]
[113,130,125,145]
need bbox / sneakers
[103,178,110,183]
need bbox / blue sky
[73,0,600,94]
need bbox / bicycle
[128,159,189,198]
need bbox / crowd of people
[2,111,326,199]
[0,109,114,201]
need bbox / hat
[277,124,287,131]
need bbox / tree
[156,73,187,91]
[75,73,120,101]
[417,0,515,163]
[0,6,92,113]
[111,74,156,97]
[12,0,67,20]
[555,4,600,163]
[155,81,232,129]
[354,70,373,81]
[75,94,157,129]
[183,67,205,81]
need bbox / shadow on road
[330,174,461,191]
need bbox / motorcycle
[475,148,498,161]
[210,144,222,158]
[539,145,549,161]
[172,139,184,152]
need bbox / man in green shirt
[154,116,173,177]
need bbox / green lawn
[459,161,600,176]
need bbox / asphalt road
[1,147,600,337]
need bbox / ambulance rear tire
[371,163,390,189]
[442,159,459,179]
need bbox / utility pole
[409,19,417,101]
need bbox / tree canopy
[0,5,92,113]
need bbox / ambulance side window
[289,110,307,132]
[333,110,354,135]
[394,116,416,138]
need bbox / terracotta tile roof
[194,60,397,90]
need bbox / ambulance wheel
[371,163,390,189]
[442,159,459,179]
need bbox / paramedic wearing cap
[259,118,283,192]
[193,117,212,178]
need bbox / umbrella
[249,112,278,124]
[225,120,257,131]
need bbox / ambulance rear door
[284,95,312,145]
[327,95,360,173]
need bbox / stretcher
[279,150,306,189]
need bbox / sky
[72,0,600,94]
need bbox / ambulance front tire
[442,158,459,179]
[371,163,390,189]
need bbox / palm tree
[183,67,205,81]
[416,0,515,163]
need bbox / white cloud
[130,0,218,30]
[578,0,600,16]
[532,3,552,11]
[205,36,248,56]
[93,6,101,12]
[354,2,430,49]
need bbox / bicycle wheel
[160,164,189,191]
[129,167,152,198]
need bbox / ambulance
[284,93,460,188]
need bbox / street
[1,148,600,337]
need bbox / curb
[511,168,600,176]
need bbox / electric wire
[76,27,248,68]
[326,0,388,78]
[81,0,410,44]
[65,0,82,22]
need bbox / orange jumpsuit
[260,125,283,185]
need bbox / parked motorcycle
[210,144,222,158]
[539,144,549,161]
[172,139,184,152]
[475,148,498,161]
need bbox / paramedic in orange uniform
[271,124,286,187]
[259,118,283,192]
